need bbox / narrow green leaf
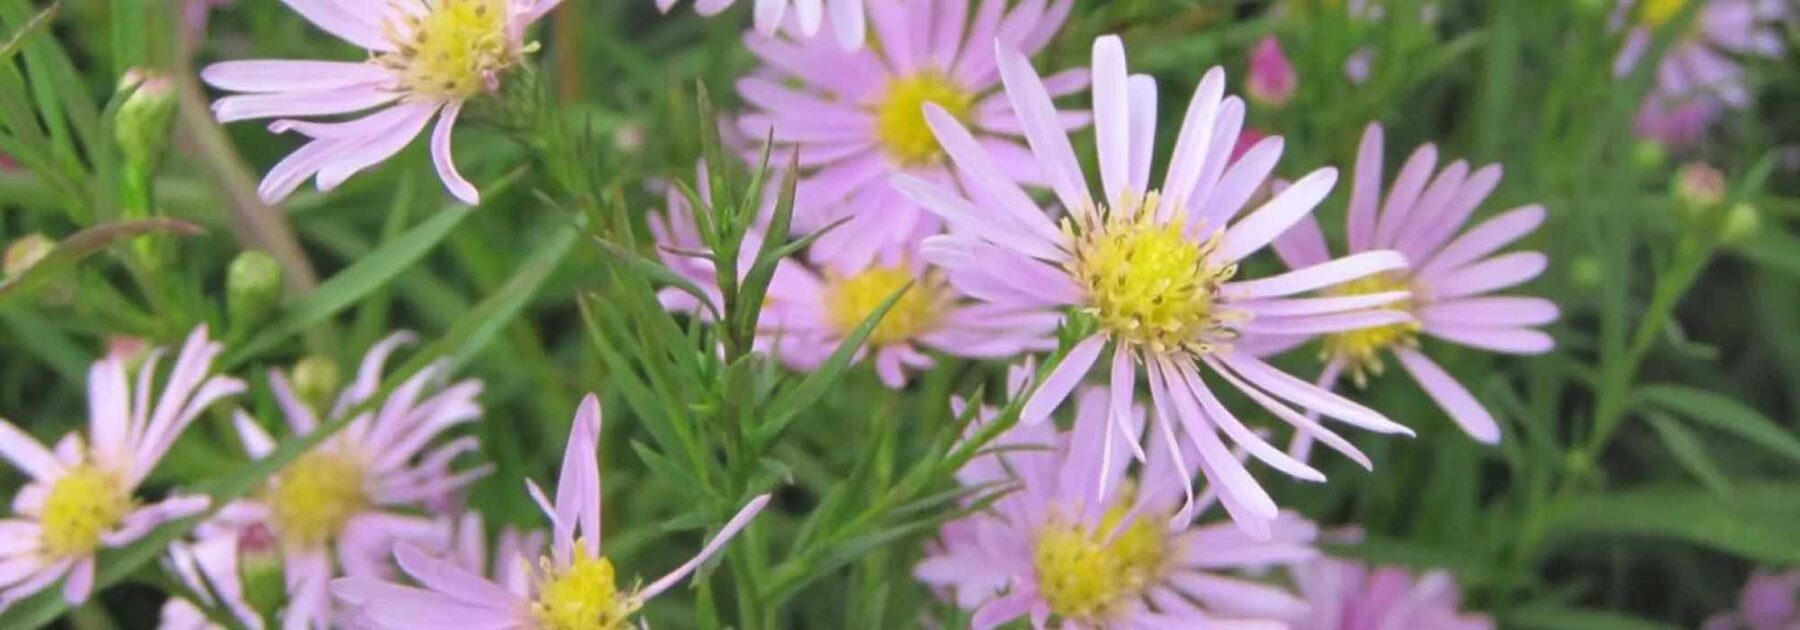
[1642,412,1732,496]
[1738,230,1800,279]
[0,218,204,306]
[588,234,720,321]
[426,223,576,373]
[1639,384,1800,464]
[1547,486,1800,564]
[754,282,911,446]
[1508,605,1681,630]
[0,0,54,63]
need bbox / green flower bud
[1569,255,1603,289]
[1673,161,1725,219]
[1632,140,1668,173]
[114,69,178,174]
[226,250,282,331]
[1719,203,1760,245]
[3,233,54,278]
[292,356,341,411]
[236,523,286,620]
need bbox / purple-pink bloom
[1247,36,1298,108]
[0,326,241,611]
[1613,0,1789,146]
[1290,553,1492,630]
[201,0,566,205]
[330,394,771,629]
[917,386,1318,628]
[1267,122,1556,448]
[1705,570,1800,630]
[897,34,1417,539]
[737,0,1087,270]
[656,0,869,50]
[218,332,488,629]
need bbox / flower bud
[1719,203,1760,245]
[226,250,282,331]
[1632,140,1669,173]
[236,523,286,618]
[3,233,54,278]
[292,356,341,410]
[1673,162,1725,217]
[1247,36,1297,108]
[114,69,178,173]
[1569,255,1603,289]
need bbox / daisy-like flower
[0,326,242,610]
[898,35,1417,537]
[1613,0,1789,145]
[201,0,566,205]
[1267,123,1556,449]
[1289,551,1492,630]
[1704,570,1800,630]
[650,177,1059,388]
[330,394,772,629]
[736,0,1086,269]
[656,0,869,50]
[215,332,487,629]
[917,386,1319,629]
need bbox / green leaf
[423,223,577,373]
[588,234,720,321]
[226,205,480,366]
[1738,230,1800,279]
[1546,486,1800,564]
[0,218,203,306]
[1642,412,1732,496]
[1639,384,1800,464]
[1507,605,1681,630]
[0,0,53,63]
[753,282,911,446]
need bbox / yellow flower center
[41,465,132,556]
[1069,192,1240,354]
[1033,505,1170,623]
[1638,0,1689,29]
[377,0,525,101]
[532,547,637,630]
[875,72,975,166]
[824,265,947,346]
[1322,272,1420,385]
[267,451,368,548]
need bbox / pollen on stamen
[1033,501,1171,623]
[40,465,132,556]
[532,542,639,630]
[1066,191,1242,355]
[267,451,369,548]
[823,265,948,345]
[376,0,524,101]
[1322,272,1422,385]
[875,72,976,166]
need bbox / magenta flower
[917,387,1318,628]
[1705,570,1800,630]
[219,333,488,629]
[1268,123,1556,447]
[898,35,1417,538]
[1290,553,1492,630]
[202,0,566,205]
[1247,36,1298,108]
[656,0,869,50]
[1613,0,1789,145]
[331,395,771,629]
[650,184,1058,388]
[736,0,1086,269]
[0,326,241,611]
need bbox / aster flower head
[0,326,241,610]
[1268,123,1557,446]
[737,0,1087,269]
[656,0,869,50]
[330,394,772,629]
[651,173,1058,388]
[1290,550,1492,630]
[221,332,488,629]
[917,387,1319,629]
[202,0,567,205]
[1613,0,1789,145]
[899,34,1418,538]
[1705,570,1800,630]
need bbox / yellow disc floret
[1069,192,1240,353]
[532,546,638,630]
[1033,504,1171,623]
[875,72,975,166]
[1322,272,1420,385]
[268,451,368,548]
[1637,0,1689,29]
[41,465,132,556]
[824,265,947,346]
[378,0,524,101]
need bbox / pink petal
[1395,349,1501,444]
[1020,335,1105,425]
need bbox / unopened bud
[1673,161,1725,217]
[1720,203,1760,245]
[1569,255,1603,289]
[291,356,340,410]
[3,234,54,278]
[1247,36,1297,108]
[1632,140,1668,173]
[115,69,177,172]
[226,250,282,331]
[237,523,286,617]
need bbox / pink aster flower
[651,175,1058,388]
[201,0,566,205]
[736,0,1087,268]
[1705,570,1800,630]
[897,35,1417,538]
[330,394,772,629]
[1289,553,1492,630]
[1268,123,1556,448]
[216,332,487,629]
[1613,0,1789,145]
[1246,36,1297,108]
[917,386,1319,628]
[656,0,869,50]
[0,326,242,611]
